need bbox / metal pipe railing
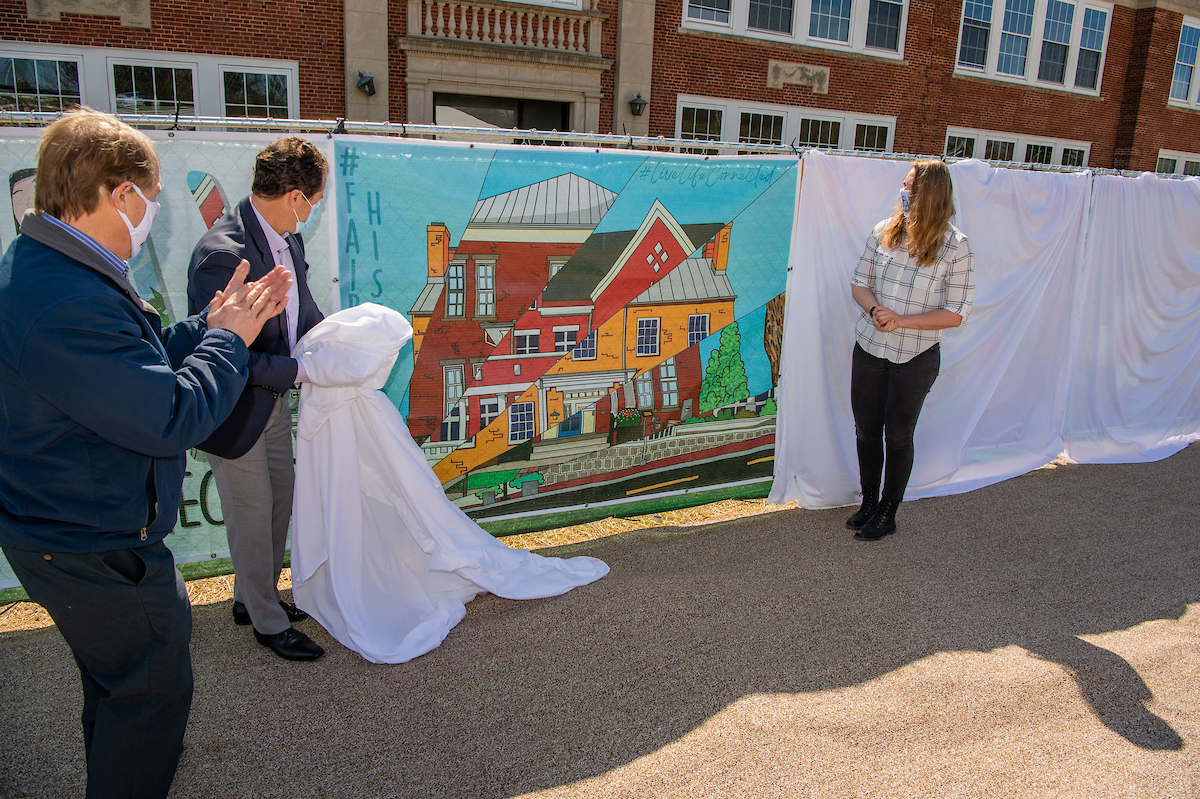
[0,111,1190,178]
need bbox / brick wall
[646,0,1162,168]
[388,0,407,122]
[0,0,345,118]
[597,0,618,133]
[1115,8,1200,170]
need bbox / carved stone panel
[766,60,829,94]
[26,0,151,28]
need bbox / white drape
[291,304,609,664]
[1063,174,1200,462]
[770,152,1198,509]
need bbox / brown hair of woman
[880,158,954,267]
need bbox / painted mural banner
[333,139,798,528]
[0,132,796,590]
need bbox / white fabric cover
[770,152,1096,507]
[1062,174,1200,462]
[291,304,609,664]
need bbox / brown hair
[880,159,955,267]
[34,108,159,221]
[251,136,329,199]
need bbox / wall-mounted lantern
[357,72,377,97]
[628,93,648,117]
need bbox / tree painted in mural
[700,321,750,415]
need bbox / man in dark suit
[187,137,327,661]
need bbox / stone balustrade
[406,0,603,55]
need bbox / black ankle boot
[845,490,879,530]
[854,497,899,541]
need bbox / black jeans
[3,540,193,799]
[851,342,941,503]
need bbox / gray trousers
[208,395,294,635]
[3,540,193,799]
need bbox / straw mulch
[0,497,795,635]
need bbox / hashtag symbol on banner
[340,148,360,177]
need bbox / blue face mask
[293,192,321,235]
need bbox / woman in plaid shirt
[846,159,975,541]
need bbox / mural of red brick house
[430,201,734,485]
[407,172,618,450]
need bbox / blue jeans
[3,540,193,799]
[851,342,941,503]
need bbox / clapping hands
[208,260,292,345]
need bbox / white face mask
[900,189,912,214]
[114,182,159,260]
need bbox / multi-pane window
[958,0,993,67]
[113,64,194,115]
[659,358,679,407]
[509,402,535,443]
[854,124,889,151]
[1025,143,1054,164]
[984,139,1016,161]
[223,71,288,118]
[1156,150,1200,175]
[809,0,852,42]
[865,0,903,50]
[688,0,732,23]
[515,331,540,354]
[1075,8,1106,89]
[949,127,1089,166]
[740,112,784,146]
[798,118,841,148]
[635,372,655,409]
[1172,24,1200,102]
[480,397,502,429]
[554,328,578,353]
[688,314,710,347]
[0,57,80,113]
[1061,147,1085,167]
[441,366,465,441]
[1036,0,1074,83]
[680,106,723,154]
[748,0,794,33]
[636,317,660,357]
[946,135,975,158]
[997,0,1036,76]
[445,262,465,317]
[476,262,495,317]
[573,331,597,360]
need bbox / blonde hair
[34,107,159,221]
[880,159,954,267]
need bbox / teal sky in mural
[478,148,645,201]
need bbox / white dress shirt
[250,198,307,383]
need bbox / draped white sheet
[770,152,1096,508]
[1063,174,1200,462]
[291,304,609,664]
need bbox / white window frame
[688,313,710,347]
[475,260,496,318]
[508,401,536,444]
[944,125,1091,166]
[1168,17,1200,110]
[553,325,580,353]
[635,372,655,410]
[445,261,466,318]
[659,357,680,408]
[636,317,661,358]
[0,49,86,113]
[0,42,299,118]
[479,396,505,429]
[1156,149,1200,176]
[572,330,598,361]
[515,329,540,355]
[952,0,1113,97]
[109,56,198,116]
[681,0,910,60]
[677,95,896,152]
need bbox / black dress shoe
[232,601,310,626]
[253,627,324,661]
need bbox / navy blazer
[187,197,324,459]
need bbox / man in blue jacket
[0,110,291,799]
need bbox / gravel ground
[1,446,1197,798]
